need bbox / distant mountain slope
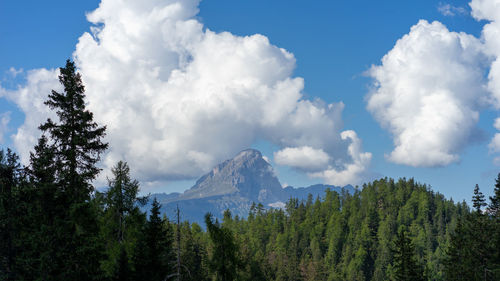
[176,149,286,204]
[149,149,353,224]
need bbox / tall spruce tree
[391,230,424,281]
[445,183,499,280]
[0,149,23,281]
[100,161,147,278]
[489,173,500,279]
[25,135,64,278]
[205,212,241,281]
[489,173,500,218]
[135,198,174,281]
[39,59,108,198]
[473,184,486,213]
[32,59,108,280]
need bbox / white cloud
[489,133,500,153]
[8,67,23,78]
[367,20,489,167]
[438,3,468,16]
[0,68,60,163]
[491,118,500,155]
[0,112,11,144]
[3,0,371,187]
[274,146,330,171]
[309,131,372,186]
[470,0,500,163]
[490,117,500,156]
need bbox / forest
[1,61,500,281]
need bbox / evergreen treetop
[473,184,486,213]
[39,59,108,199]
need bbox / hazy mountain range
[148,149,354,224]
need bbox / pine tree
[113,245,131,281]
[391,230,424,281]
[25,136,68,279]
[39,59,108,199]
[179,222,208,281]
[0,149,23,281]
[473,184,486,213]
[136,198,175,281]
[489,173,500,218]
[100,161,147,278]
[205,213,241,281]
[31,59,108,280]
[445,183,498,280]
[487,174,500,279]
[444,217,472,280]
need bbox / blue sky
[1,0,499,202]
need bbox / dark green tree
[473,184,486,213]
[104,161,145,241]
[100,161,147,278]
[489,173,500,278]
[24,136,66,279]
[39,59,108,197]
[444,216,477,280]
[391,230,424,281]
[0,149,24,281]
[205,212,241,281]
[113,245,131,281]
[179,221,209,281]
[445,183,499,280]
[32,59,108,280]
[135,198,175,281]
[489,173,500,218]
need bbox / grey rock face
[177,149,286,204]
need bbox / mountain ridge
[149,149,354,224]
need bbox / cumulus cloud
[8,67,23,78]
[489,117,500,158]
[2,0,371,187]
[0,69,60,162]
[490,117,500,155]
[369,0,500,167]
[0,112,11,144]
[438,3,468,16]
[367,20,489,167]
[467,0,500,163]
[309,131,372,186]
[274,146,330,171]
[470,0,500,107]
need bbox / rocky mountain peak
[232,148,262,162]
[179,149,285,203]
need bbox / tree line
[1,60,499,280]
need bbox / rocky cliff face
[176,149,286,204]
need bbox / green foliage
[391,230,424,281]
[38,60,108,280]
[39,59,108,195]
[473,184,486,213]
[489,174,500,218]
[179,221,209,281]
[444,182,500,280]
[0,150,24,281]
[22,59,108,280]
[135,198,175,281]
[205,212,241,281]
[100,161,147,278]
